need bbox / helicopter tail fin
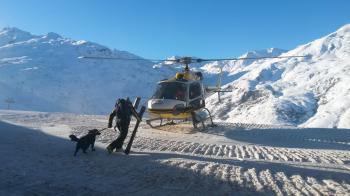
[216,67,223,102]
[205,67,232,102]
[216,67,223,89]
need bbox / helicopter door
[189,82,204,109]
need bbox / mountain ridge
[205,23,350,128]
[0,27,162,114]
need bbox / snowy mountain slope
[206,24,350,128]
[0,81,65,112]
[0,27,36,46]
[0,27,167,114]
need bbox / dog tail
[69,135,79,142]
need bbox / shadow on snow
[0,121,349,196]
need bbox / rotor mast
[176,57,199,71]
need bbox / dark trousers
[109,122,129,150]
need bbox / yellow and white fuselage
[147,70,204,120]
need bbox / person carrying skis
[107,98,134,153]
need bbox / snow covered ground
[0,110,349,195]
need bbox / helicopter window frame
[189,82,202,100]
[152,81,188,101]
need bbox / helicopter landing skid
[146,108,215,131]
[191,108,216,130]
[146,118,185,129]
[146,118,162,128]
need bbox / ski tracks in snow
[68,120,350,195]
[158,159,350,196]
[72,125,350,195]
[128,136,349,166]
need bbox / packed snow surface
[0,110,349,195]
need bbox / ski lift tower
[4,98,15,109]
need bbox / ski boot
[106,145,114,154]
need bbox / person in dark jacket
[107,98,134,153]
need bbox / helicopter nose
[152,99,164,105]
[148,99,186,110]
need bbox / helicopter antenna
[217,67,223,102]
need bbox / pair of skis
[124,97,145,155]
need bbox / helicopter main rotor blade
[196,55,310,62]
[78,56,179,63]
[78,55,311,64]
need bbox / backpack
[116,98,132,121]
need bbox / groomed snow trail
[0,110,349,195]
[159,159,350,196]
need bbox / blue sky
[0,0,349,58]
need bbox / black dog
[69,129,101,156]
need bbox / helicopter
[145,57,231,129]
[80,55,307,129]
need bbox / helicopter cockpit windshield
[152,82,187,101]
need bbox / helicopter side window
[152,82,187,101]
[189,82,202,100]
